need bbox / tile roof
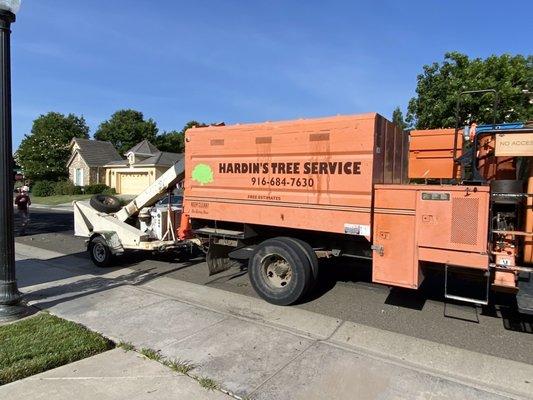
[69,138,123,167]
[125,140,159,156]
[136,152,183,166]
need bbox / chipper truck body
[183,110,533,311]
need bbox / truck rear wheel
[206,243,241,275]
[277,237,319,287]
[248,238,312,305]
[88,236,113,267]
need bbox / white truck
[73,159,194,266]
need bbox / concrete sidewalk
[0,348,230,400]
[5,242,533,399]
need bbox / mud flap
[206,240,241,276]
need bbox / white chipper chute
[73,158,192,267]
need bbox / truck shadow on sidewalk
[16,251,204,312]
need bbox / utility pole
[0,0,26,322]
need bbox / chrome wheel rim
[261,254,292,289]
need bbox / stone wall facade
[68,153,91,186]
[68,153,108,186]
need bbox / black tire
[248,238,312,306]
[88,236,113,267]
[277,237,319,285]
[206,243,241,275]
[90,194,122,213]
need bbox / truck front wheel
[248,238,312,306]
[88,236,113,267]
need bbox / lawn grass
[31,194,92,205]
[0,313,113,385]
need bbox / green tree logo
[191,163,214,185]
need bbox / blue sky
[11,0,532,148]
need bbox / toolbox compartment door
[372,212,418,289]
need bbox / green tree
[154,130,184,153]
[406,52,533,129]
[154,120,207,153]
[392,107,407,131]
[94,109,158,154]
[15,112,89,181]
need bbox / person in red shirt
[14,188,31,235]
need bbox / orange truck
[183,103,533,311]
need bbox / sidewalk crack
[247,340,317,397]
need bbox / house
[67,138,123,186]
[104,140,183,195]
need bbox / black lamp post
[0,0,26,322]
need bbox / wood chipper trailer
[183,103,533,311]
[73,158,195,266]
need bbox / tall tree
[392,107,407,131]
[94,109,158,154]
[154,120,207,153]
[406,52,533,129]
[15,112,89,181]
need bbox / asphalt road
[15,208,533,364]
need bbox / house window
[75,168,84,186]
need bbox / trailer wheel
[248,238,312,306]
[88,236,113,267]
[90,194,122,214]
[206,243,241,275]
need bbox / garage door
[118,172,150,194]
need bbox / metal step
[194,227,245,239]
[444,265,489,306]
[517,272,533,315]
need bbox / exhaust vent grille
[451,198,479,245]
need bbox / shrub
[101,187,117,195]
[54,180,77,195]
[32,181,55,197]
[84,184,111,194]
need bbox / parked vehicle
[155,194,183,210]
[74,90,533,314]
[183,98,533,312]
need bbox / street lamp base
[0,302,31,322]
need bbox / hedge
[54,180,83,195]
[30,181,114,197]
[32,181,55,197]
[83,184,110,194]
